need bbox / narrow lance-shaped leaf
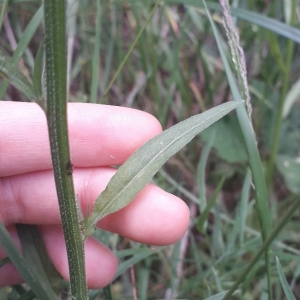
[203,290,239,300]
[0,222,58,300]
[33,42,45,102]
[276,257,297,300]
[0,53,35,100]
[83,100,244,239]
[16,224,62,294]
[0,5,43,100]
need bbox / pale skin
[0,101,190,289]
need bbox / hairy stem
[44,0,88,299]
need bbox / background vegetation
[0,0,300,299]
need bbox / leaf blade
[0,222,58,300]
[276,257,297,300]
[84,100,243,238]
[16,224,62,294]
[0,53,35,100]
[0,5,43,99]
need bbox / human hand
[0,102,190,289]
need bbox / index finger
[0,102,162,177]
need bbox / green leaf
[202,2,271,298]
[84,100,243,238]
[197,130,215,212]
[114,247,161,279]
[0,5,43,99]
[196,176,226,233]
[202,0,269,244]
[0,53,35,100]
[0,222,58,300]
[32,43,44,103]
[16,224,62,294]
[276,155,300,194]
[201,116,248,163]
[204,290,238,300]
[283,77,300,118]
[276,257,296,300]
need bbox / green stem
[44,1,88,299]
[222,195,300,300]
[266,0,296,190]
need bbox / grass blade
[202,1,271,297]
[197,175,226,233]
[114,247,161,279]
[204,290,238,300]
[84,100,243,238]
[276,257,296,300]
[204,1,269,238]
[16,224,62,293]
[0,222,58,300]
[283,77,300,118]
[32,42,44,106]
[0,5,43,99]
[0,53,35,100]
[226,170,252,251]
[197,130,215,212]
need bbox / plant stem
[266,0,296,190]
[44,0,88,299]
